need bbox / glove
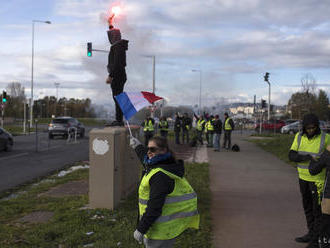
[130,137,141,149]
[133,229,143,244]
[106,76,112,84]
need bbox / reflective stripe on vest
[297,131,326,157]
[139,192,197,205]
[155,209,199,223]
[144,120,154,132]
[225,118,232,130]
[139,168,199,240]
[160,121,168,131]
[296,131,327,182]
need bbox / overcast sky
[1,0,330,109]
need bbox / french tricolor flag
[115,91,163,120]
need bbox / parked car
[285,119,299,125]
[281,121,302,134]
[320,121,330,133]
[255,120,286,132]
[0,127,13,151]
[48,117,85,139]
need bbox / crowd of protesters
[141,112,235,151]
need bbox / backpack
[232,144,240,152]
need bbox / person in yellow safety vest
[141,114,155,147]
[309,145,330,248]
[195,115,205,145]
[181,113,192,144]
[129,136,200,248]
[205,115,215,147]
[289,114,330,248]
[158,116,169,138]
[222,112,235,150]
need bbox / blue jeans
[213,133,221,150]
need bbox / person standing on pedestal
[106,15,129,126]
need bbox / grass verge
[248,134,295,165]
[0,162,211,248]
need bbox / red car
[255,120,286,132]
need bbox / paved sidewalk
[209,133,306,248]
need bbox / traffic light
[261,99,266,108]
[264,72,269,82]
[87,42,92,57]
[2,91,6,103]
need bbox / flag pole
[126,120,133,137]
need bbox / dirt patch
[248,136,275,140]
[39,180,88,198]
[18,211,54,224]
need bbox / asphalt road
[0,126,96,193]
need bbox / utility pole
[23,100,26,134]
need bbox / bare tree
[301,73,316,94]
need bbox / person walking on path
[289,113,330,248]
[181,113,192,144]
[158,117,169,138]
[129,136,200,248]
[309,145,330,248]
[222,112,234,150]
[142,114,155,147]
[212,115,222,152]
[106,15,128,126]
[174,113,182,145]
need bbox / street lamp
[263,72,271,121]
[30,19,51,127]
[192,69,202,114]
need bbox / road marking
[0,152,29,161]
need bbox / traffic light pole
[267,81,271,121]
[1,96,4,128]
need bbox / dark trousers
[144,131,154,147]
[160,131,168,138]
[111,79,126,122]
[197,131,203,145]
[223,130,232,149]
[182,130,189,144]
[319,214,330,246]
[299,179,322,243]
[175,131,180,144]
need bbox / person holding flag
[129,135,200,247]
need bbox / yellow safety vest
[224,118,232,130]
[207,120,214,131]
[159,121,169,132]
[144,120,154,132]
[139,168,200,240]
[291,131,329,182]
[197,119,205,131]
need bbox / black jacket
[213,119,222,134]
[134,144,185,234]
[309,150,330,198]
[181,117,192,131]
[174,117,182,132]
[107,39,128,82]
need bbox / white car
[281,121,301,134]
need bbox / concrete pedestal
[89,126,140,209]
